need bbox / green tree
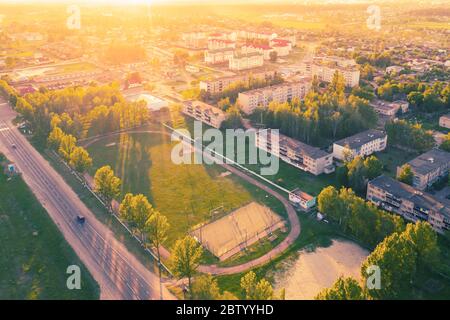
[398,164,414,185]
[269,50,278,62]
[119,193,134,222]
[58,134,77,162]
[145,210,170,297]
[362,232,417,299]
[440,133,450,152]
[240,271,273,300]
[47,126,64,150]
[403,221,440,268]
[191,274,220,300]
[364,155,383,180]
[315,276,365,300]
[170,236,203,297]
[94,165,122,210]
[69,146,93,173]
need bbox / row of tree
[318,186,405,247]
[48,126,93,174]
[253,73,378,146]
[385,120,434,152]
[13,83,149,142]
[336,155,383,194]
[316,221,440,300]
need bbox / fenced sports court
[191,202,286,261]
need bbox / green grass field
[87,132,254,247]
[0,171,99,299]
[376,147,420,178]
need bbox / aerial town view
[0,0,449,308]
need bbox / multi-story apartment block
[238,30,278,41]
[301,56,360,87]
[199,70,276,95]
[207,39,236,50]
[229,52,264,71]
[255,129,335,175]
[370,100,409,117]
[181,31,207,49]
[397,149,450,190]
[439,114,450,129]
[241,44,274,60]
[367,175,450,233]
[182,101,226,128]
[269,39,292,56]
[204,48,234,65]
[333,129,387,161]
[237,78,311,114]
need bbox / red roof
[247,44,272,50]
[209,33,224,37]
[272,38,291,44]
[17,86,36,95]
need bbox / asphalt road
[0,100,175,300]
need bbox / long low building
[256,129,335,175]
[182,100,226,128]
[229,52,264,71]
[397,148,450,190]
[199,70,276,95]
[237,78,311,114]
[367,175,450,234]
[333,129,387,161]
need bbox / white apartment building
[301,56,360,87]
[256,129,335,175]
[208,39,236,50]
[182,101,226,129]
[181,31,207,49]
[237,78,311,115]
[370,100,409,117]
[204,48,234,65]
[241,44,274,60]
[238,30,278,41]
[333,129,387,161]
[229,52,264,71]
[199,70,276,94]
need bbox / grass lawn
[376,147,420,178]
[86,131,253,248]
[0,171,99,299]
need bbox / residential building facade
[237,78,311,114]
[255,129,335,175]
[204,48,234,65]
[397,149,450,190]
[333,129,387,161]
[182,100,226,128]
[199,70,276,94]
[301,56,360,87]
[367,175,450,233]
[229,52,264,71]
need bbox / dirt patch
[272,239,369,300]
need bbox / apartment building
[301,56,360,87]
[241,44,274,60]
[204,48,234,65]
[207,39,236,50]
[333,129,387,161]
[229,52,264,71]
[397,149,450,190]
[199,70,276,95]
[370,100,409,117]
[237,78,311,115]
[439,114,450,129]
[181,31,207,49]
[238,30,278,41]
[182,101,226,128]
[255,129,335,175]
[367,175,450,233]
[270,39,292,56]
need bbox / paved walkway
[80,128,301,275]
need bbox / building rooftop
[239,78,310,96]
[407,149,450,176]
[232,52,264,59]
[334,129,386,150]
[369,175,450,218]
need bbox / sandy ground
[273,239,369,300]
